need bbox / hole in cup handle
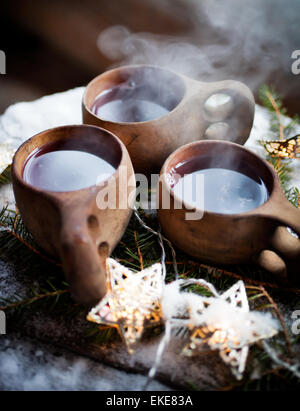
[258,201,300,282]
[271,226,300,260]
[257,249,287,279]
[204,80,255,145]
[269,199,300,241]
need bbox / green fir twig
[0,165,11,186]
[259,85,300,206]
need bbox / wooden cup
[82,64,255,175]
[12,125,135,305]
[158,140,300,283]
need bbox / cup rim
[12,124,125,196]
[160,139,282,218]
[82,64,187,126]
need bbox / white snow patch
[0,334,170,391]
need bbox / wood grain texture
[83,65,255,174]
[11,125,136,305]
[158,139,300,283]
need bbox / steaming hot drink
[91,80,171,123]
[23,141,116,192]
[171,159,269,214]
[92,93,169,123]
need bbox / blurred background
[0,0,299,115]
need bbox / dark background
[0,0,299,115]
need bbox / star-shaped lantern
[182,281,279,379]
[87,258,164,353]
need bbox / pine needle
[0,289,69,312]
[0,165,12,186]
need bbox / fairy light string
[87,208,296,386]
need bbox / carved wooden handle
[257,200,300,282]
[59,212,108,306]
[202,79,255,145]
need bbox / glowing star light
[182,281,279,379]
[87,258,164,353]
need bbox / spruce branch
[0,289,69,312]
[259,85,300,140]
[259,85,300,209]
[0,165,12,186]
[0,205,61,266]
[246,285,293,357]
[265,89,284,140]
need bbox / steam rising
[91,64,185,123]
[95,0,299,195]
[97,0,300,96]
